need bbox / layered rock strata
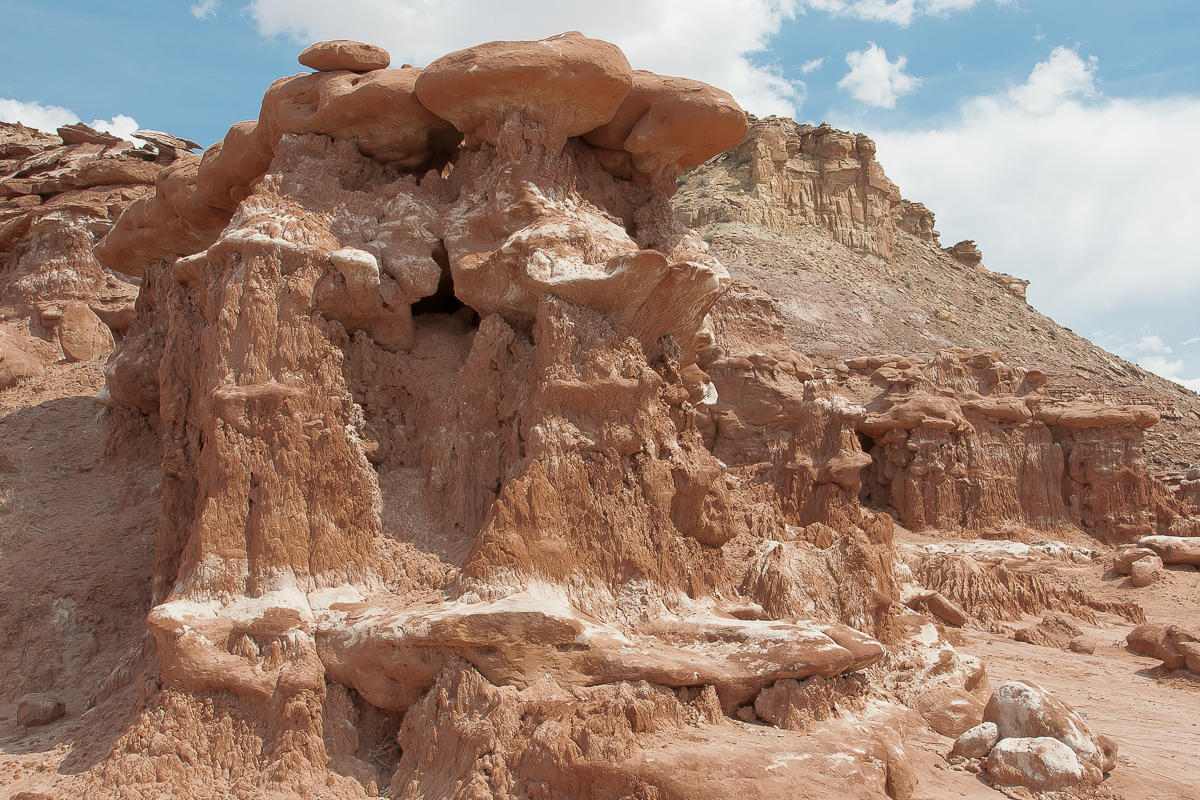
[0,120,196,363]
[673,117,902,258]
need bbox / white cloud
[869,48,1200,333]
[0,98,79,133]
[800,57,825,74]
[245,0,805,117]
[190,0,220,20]
[802,0,999,26]
[1008,45,1097,114]
[0,98,140,142]
[91,114,141,142]
[1136,356,1200,393]
[1183,336,1200,346]
[838,42,921,108]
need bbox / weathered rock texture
[0,120,194,363]
[80,34,970,799]
[7,31,1180,800]
[674,117,901,258]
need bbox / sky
[2,1,1199,391]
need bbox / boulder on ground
[905,590,968,627]
[1013,612,1082,649]
[1113,546,1156,574]
[1130,555,1163,587]
[58,301,114,362]
[986,736,1102,791]
[0,329,42,389]
[1067,635,1097,654]
[16,693,65,726]
[983,680,1115,772]
[1127,625,1186,670]
[953,721,1000,759]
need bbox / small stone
[17,693,65,726]
[298,40,390,73]
[1130,555,1163,587]
[1067,635,1096,654]
[952,721,1000,759]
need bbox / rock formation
[673,117,902,258]
[8,31,1200,800]
[1,119,198,367]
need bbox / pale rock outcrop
[1138,534,1200,565]
[673,117,902,258]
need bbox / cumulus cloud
[1136,356,1200,393]
[245,0,805,117]
[869,47,1200,340]
[190,0,220,20]
[0,98,79,133]
[838,43,921,108]
[0,98,141,142]
[800,57,825,74]
[803,0,1001,26]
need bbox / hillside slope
[673,116,1200,478]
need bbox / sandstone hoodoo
[3,29,1197,800]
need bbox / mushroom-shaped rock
[201,67,461,212]
[95,154,233,276]
[583,70,748,181]
[299,39,390,72]
[414,31,632,148]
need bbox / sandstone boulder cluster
[1126,623,1200,672]
[952,681,1116,791]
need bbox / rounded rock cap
[299,40,391,73]
[414,31,632,146]
[584,70,748,177]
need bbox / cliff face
[674,117,901,258]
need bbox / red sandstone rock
[1014,613,1084,649]
[917,685,984,737]
[583,70,748,183]
[16,693,65,726]
[0,328,42,389]
[414,31,632,148]
[298,39,390,72]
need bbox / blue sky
[3,1,1199,390]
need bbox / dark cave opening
[410,245,478,326]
